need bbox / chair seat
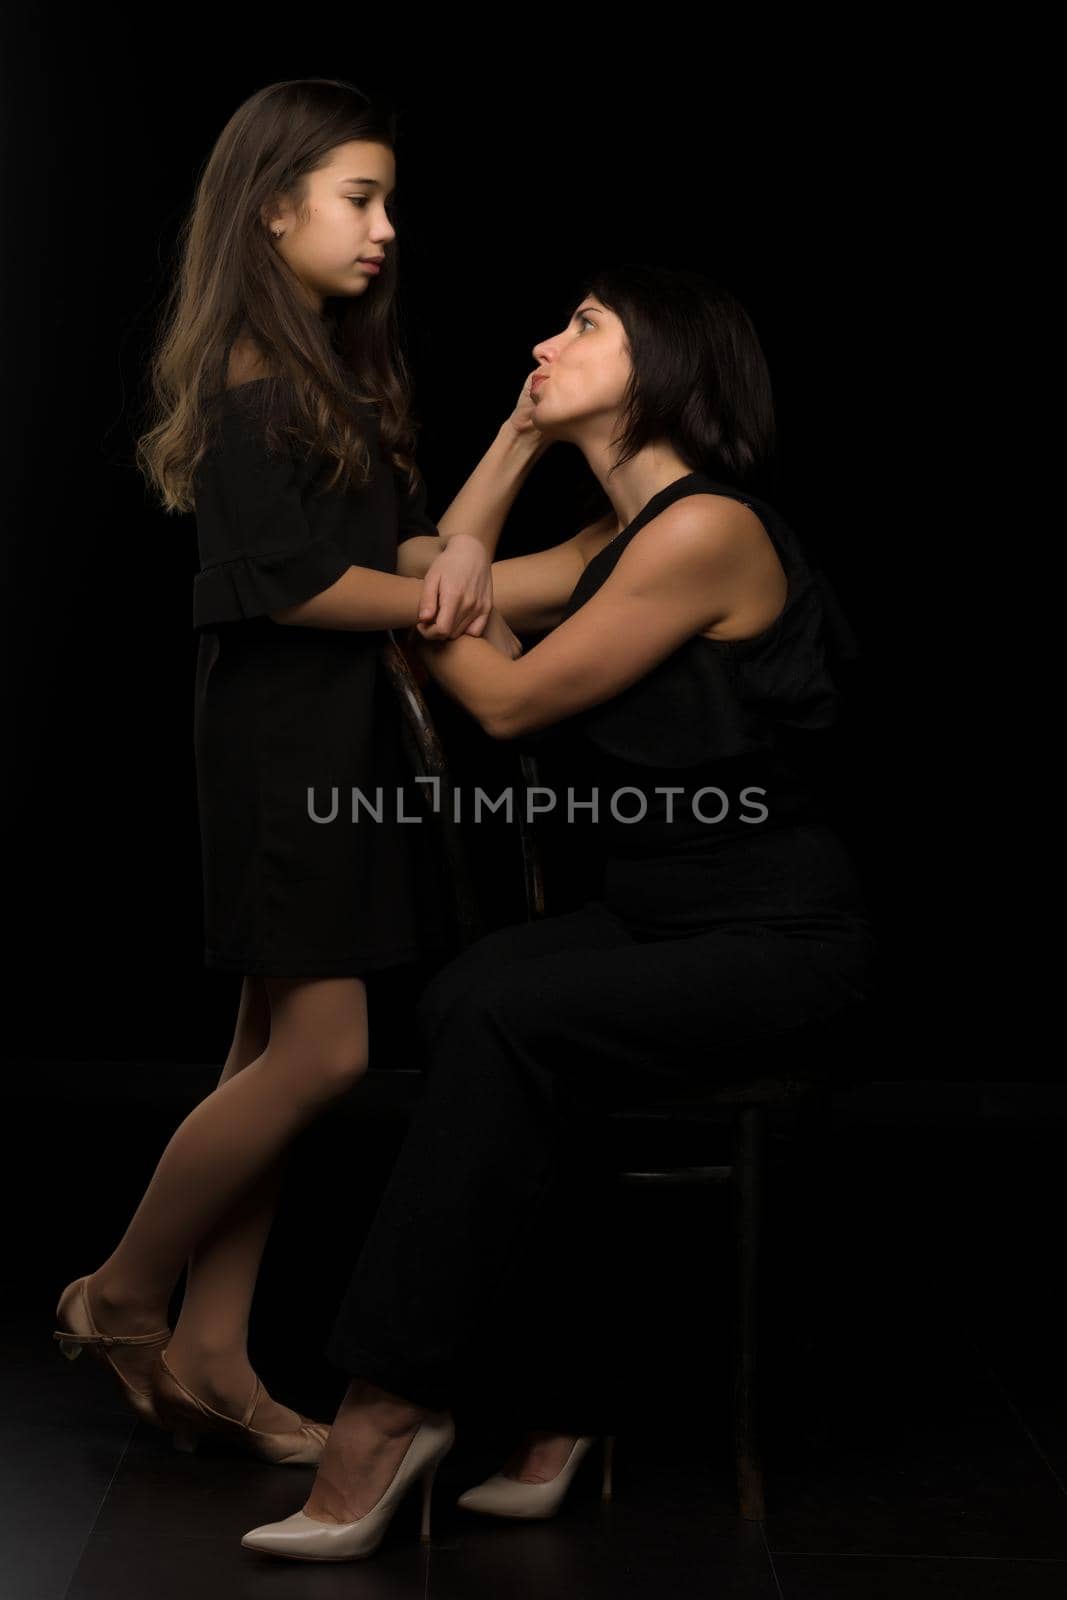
[605,1000,873,1119]
[611,1073,829,1118]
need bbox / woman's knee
[413,955,494,1046]
[411,921,566,1043]
[416,968,550,1065]
[413,971,460,1047]
[261,975,370,1097]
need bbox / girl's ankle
[87,1272,170,1329]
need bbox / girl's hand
[415,534,494,640]
[480,605,524,660]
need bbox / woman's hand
[415,533,494,640]
[479,605,524,659]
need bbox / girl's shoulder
[225,336,276,387]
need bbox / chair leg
[734,1104,767,1519]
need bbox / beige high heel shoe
[456,1432,615,1519]
[241,1411,455,1560]
[152,1347,331,1464]
[53,1275,172,1428]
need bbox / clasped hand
[413,534,522,659]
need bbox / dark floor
[5,1071,1066,1598]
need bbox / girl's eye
[349,196,398,214]
[578,314,594,332]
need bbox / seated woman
[241,264,877,1562]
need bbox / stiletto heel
[602,1433,615,1500]
[241,1412,455,1562]
[419,1458,440,1541]
[456,1431,615,1520]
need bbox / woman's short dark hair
[575,263,777,493]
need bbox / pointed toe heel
[457,1432,616,1520]
[240,1412,455,1562]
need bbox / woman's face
[528,299,632,439]
[268,140,397,312]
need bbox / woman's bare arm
[415,497,771,737]
[397,514,620,631]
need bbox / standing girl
[51,78,535,1463]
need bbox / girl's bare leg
[80,975,368,1415]
[159,977,296,1425]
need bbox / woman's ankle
[340,1376,433,1429]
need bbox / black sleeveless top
[520,471,856,854]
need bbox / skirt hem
[203,940,435,977]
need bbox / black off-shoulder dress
[192,381,448,977]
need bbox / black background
[7,30,1065,1600]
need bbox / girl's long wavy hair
[136,78,422,515]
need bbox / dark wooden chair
[379,632,870,1521]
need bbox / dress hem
[203,940,438,977]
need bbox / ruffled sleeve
[395,463,440,544]
[192,393,352,628]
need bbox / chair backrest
[378,633,485,950]
[516,752,546,920]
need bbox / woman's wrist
[495,417,550,463]
[432,421,549,561]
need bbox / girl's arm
[272,569,429,630]
[273,413,548,632]
[414,496,773,739]
[397,535,446,578]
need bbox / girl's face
[268,140,397,313]
[527,300,633,439]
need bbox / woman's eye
[578,315,594,331]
